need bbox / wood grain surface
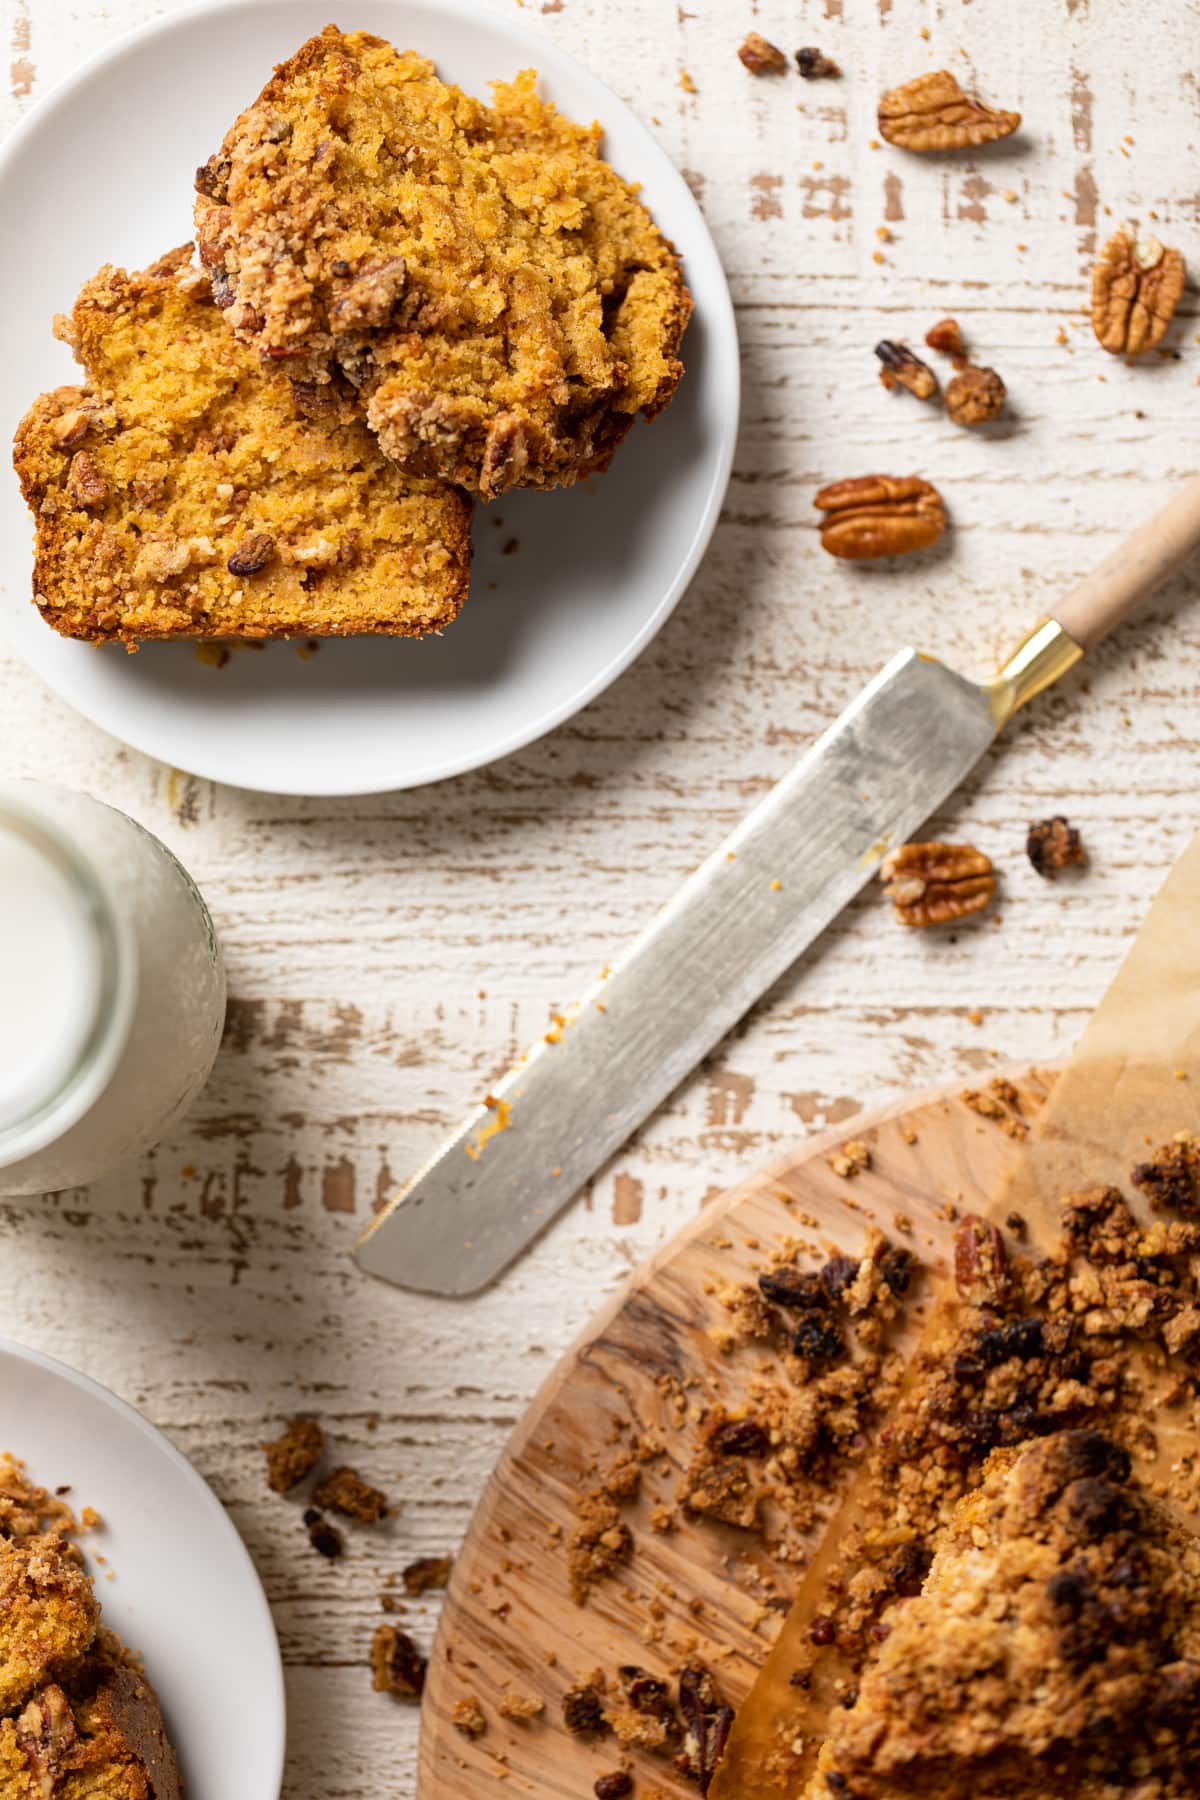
[421,1066,1052,1798]
[1,2,1199,1796]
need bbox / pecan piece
[675,1666,734,1794]
[954,1213,1010,1307]
[1027,816,1084,877]
[194,152,231,202]
[371,1624,427,1699]
[1091,225,1185,356]
[16,1686,77,1791]
[796,46,840,79]
[738,32,787,74]
[814,475,946,560]
[878,70,1020,151]
[329,256,408,332]
[875,340,938,400]
[880,841,996,927]
[925,316,966,361]
[227,532,277,576]
[945,365,1006,425]
[68,451,108,509]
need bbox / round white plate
[0,1337,285,1800]
[0,0,738,795]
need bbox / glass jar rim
[0,794,137,1169]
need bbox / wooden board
[420,1065,1055,1797]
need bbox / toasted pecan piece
[876,340,939,400]
[814,475,946,560]
[1027,815,1084,876]
[878,69,1020,151]
[738,32,788,74]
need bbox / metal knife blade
[356,644,1036,1297]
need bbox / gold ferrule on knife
[986,615,1084,728]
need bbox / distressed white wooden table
[2,1,1199,1793]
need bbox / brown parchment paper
[714,830,1200,1799]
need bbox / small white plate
[0,1337,285,1800]
[0,0,738,795]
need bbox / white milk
[0,782,226,1195]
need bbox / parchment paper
[714,829,1200,1799]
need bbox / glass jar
[0,780,226,1196]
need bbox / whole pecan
[814,475,946,560]
[878,70,1020,151]
[875,340,938,400]
[946,365,1006,426]
[954,1214,1010,1307]
[1027,816,1084,877]
[227,532,277,576]
[880,841,996,927]
[1091,225,1185,356]
[738,32,787,75]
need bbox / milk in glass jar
[0,780,226,1196]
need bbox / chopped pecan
[68,451,108,509]
[1092,225,1185,356]
[329,256,408,332]
[194,152,231,202]
[675,1666,734,1794]
[880,841,996,927]
[878,70,1021,151]
[796,46,841,79]
[563,1683,609,1737]
[1027,816,1084,877]
[16,1686,77,1791]
[1132,1133,1200,1216]
[814,475,946,560]
[738,32,787,74]
[925,317,966,360]
[50,405,93,449]
[945,364,1006,425]
[401,1553,453,1596]
[875,340,938,400]
[371,1623,427,1699]
[227,532,277,577]
[954,1214,1010,1307]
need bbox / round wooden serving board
[419,1065,1056,1798]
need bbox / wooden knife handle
[1052,472,1200,650]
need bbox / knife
[356,475,1200,1297]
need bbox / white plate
[0,0,738,795]
[0,1337,285,1800]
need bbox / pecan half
[1027,816,1084,877]
[738,32,787,75]
[878,70,1020,151]
[227,532,277,576]
[945,364,1006,425]
[1091,225,1185,356]
[876,340,938,400]
[954,1214,1010,1307]
[925,317,966,360]
[68,451,108,509]
[796,46,841,79]
[880,841,996,927]
[814,475,946,560]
